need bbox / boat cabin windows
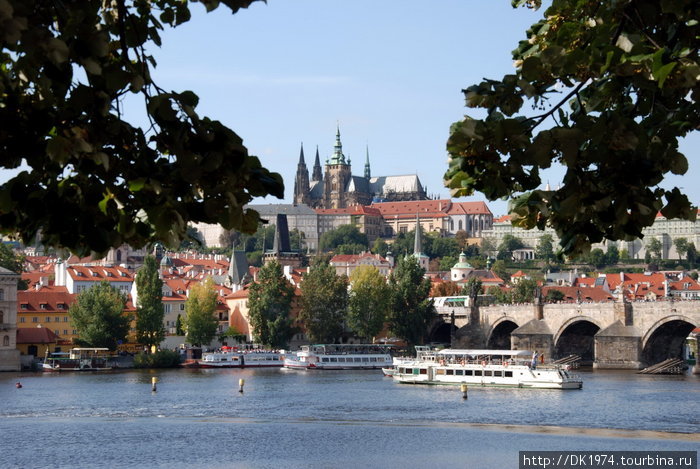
[474,370,482,377]
[446,369,454,376]
[504,371,513,378]
[484,370,492,377]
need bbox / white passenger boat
[42,347,113,372]
[391,349,582,390]
[197,349,284,368]
[284,344,393,370]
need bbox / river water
[2,368,698,469]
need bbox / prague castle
[293,127,428,209]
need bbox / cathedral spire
[364,145,371,179]
[293,142,310,205]
[312,145,323,182]
[298,142,306,165]
[329,125,346,165]
[414,214,423,256]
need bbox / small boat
[196,348,284,368]
[391,348,582,390]
[42,347,113,372]
[284,344,393,370]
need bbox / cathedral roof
[369,175,424,195]
[347,176,369,193]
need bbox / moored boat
[391,349,582,390]
[196,348,285,368]
[284,344,393,370]
[42,347,113,372]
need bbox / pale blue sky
[8,1,700,218]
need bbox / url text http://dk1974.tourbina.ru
[519,451,697,469]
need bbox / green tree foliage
[497,234,525,260]
[389,231,415,258]
[70,281,131,350]
[175,314,184,336]
[491,259,510,283]
[347,265,390,343]
[511,278,539,304]
[462,277,483,300]
[587,248,606,268]
[687,242,697,267]
[247,260,295,348]
[425,236,461,259]
[319,225,369,253]
[387,256,435,347]
[0,242,27,289]
[545,289,565,303]
[605,244,620,266]
[646,238,663,260]
[371,238,389,258]
[445,0,699,258]
[135,255,165,351]
[487,285,511,304]
[673,237,689,260]
[299,258,348,343]
[133,349,181,368]
[0,0,283,257]
[535,234,554,261]
[184,277,219,347]
[438,255,458,272]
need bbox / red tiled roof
[16,327,61,344]
[446,201,492,215]
[316,205,382,216]
[370,199,452,216]
[17,287,76,312]
[542,286,614,302]
[67,265,133,282]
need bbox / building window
[55,316,60,322]
[46,317,51,323]
[3,335,8,346]
[20,317,25,323]
[32,317,38,323]
[63,330,68,335]
[63,317,69,322]
[0,289,3,301]
[0,311,3,323]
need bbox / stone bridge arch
[427,316,454,345]
[553,316,603,363]
[640,315,697,366]
[485,318,519,349]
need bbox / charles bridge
[431,297,699,372]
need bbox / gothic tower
[293,143,310,205]
[323,126,352,209]
[364,145,371,179]
[312,145,323,182]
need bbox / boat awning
[437,349,532,357]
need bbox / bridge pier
[511,319,553,363]
[593,321,642,370]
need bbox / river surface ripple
[2,368,698,469]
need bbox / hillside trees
[0,0,282,257]
[70,281,131,350]
[319,225,369,253]
[348,265,390,342]
[184,277,219,347]
[445,0,699,257]
[387,257,435,347]
[299,258,348,343]
[135,255,165,351]
[248,260,295,348]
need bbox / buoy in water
[151,376,158,392]
[239,378,245,393]
[460,383,468,399]
[15,382,22,389]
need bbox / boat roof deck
[437,349,532,357]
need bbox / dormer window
[40,303,48,310]
[21,303,28,310]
